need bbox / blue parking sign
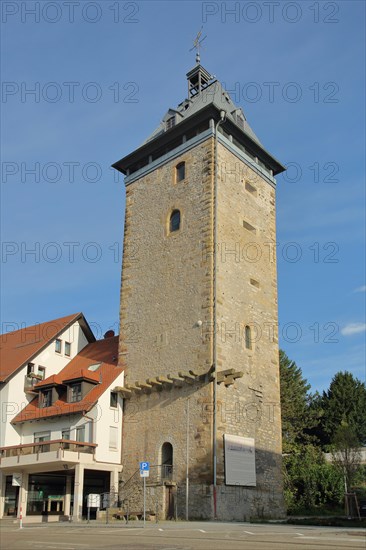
[140,461,150,478]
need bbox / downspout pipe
[213,110,227,519]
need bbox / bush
[284,445,344,514]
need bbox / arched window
[161,442,173,480]
[169,210,181,233]
[245,325,252,350]
[176,162,185,182]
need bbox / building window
[245,181,257,196]
[161,442,173,480]
[169,210,181,233]
[250,278,260,289]
[110,391,118,408]
[55,339,62,353]
[76,426,85,443]
[34,431,50,452]
[245,325,252,350]
[27,363,35,376]
[70,383,82,403]
[109,427,118,450]
[243,220,256,234]
[62,429,70,441]
[166,116,175,130]
[38,366,46,380]
[62,429,70,449]
[65,342,71,356]
[40,389,52,408]
[176,162,185,182]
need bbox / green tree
[331,424,362,492]
[279,350,317,452]
[321,371,366,446]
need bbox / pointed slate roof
[143,77,262,146]
[113,63,285,177]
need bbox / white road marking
[28,542,87,547]
[244,531,254,535]
[198,529,206,533]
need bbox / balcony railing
[0,439,97,459]
[24,374,42,392]
[160,464,173,480]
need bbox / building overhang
[112,104,285,177]
[0,440,97,473]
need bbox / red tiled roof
[12,336,123,423]
[35,374,64,388]
[0,313,95,383]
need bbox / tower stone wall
[115,65,285,520]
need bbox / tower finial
[190,27,207,65]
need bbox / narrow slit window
[169,210,181,233]
[250,278,260,289]
[243,220,256,234]
[245,181,257,196]
[176,162,185,182]
[245,325,252,350]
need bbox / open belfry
[112,54,286,520]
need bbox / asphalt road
[1,521,365,550]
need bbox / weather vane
[190,27,207,64]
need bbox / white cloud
[354,285,366,293]
[341,323,366,336]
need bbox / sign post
[139,461,150,528]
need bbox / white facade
[0,319,124,522]
[0,320,90,448]
[12,371,124,464]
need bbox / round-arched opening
[169,210,181,233]
[161,442,173,480]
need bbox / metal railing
[0,439,97,458]
[120,464,174,508]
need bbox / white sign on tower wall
[224,434,256,487]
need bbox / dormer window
[40,389,52,408]
[70,382,82,403]
[166,116,175,130]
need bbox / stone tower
[113,62,286,521]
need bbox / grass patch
[286,516,366,528]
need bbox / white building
[0,315,124,521]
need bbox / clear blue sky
[1,1,365,393]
